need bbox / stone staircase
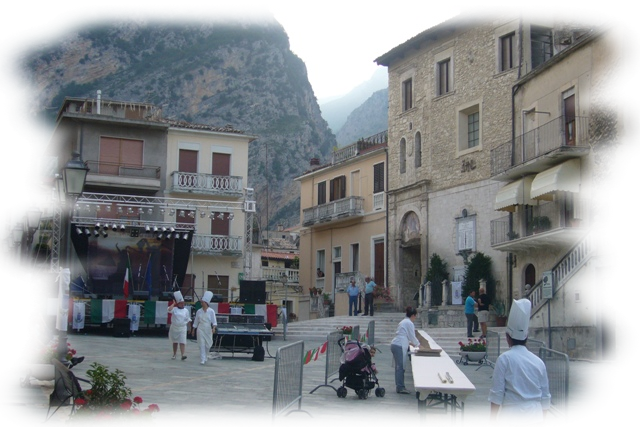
[271,312,505,356]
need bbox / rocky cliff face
[21,19,337,230]
[335,88,388,146]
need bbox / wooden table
[410,330,476,419]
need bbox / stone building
[375,14,618,358]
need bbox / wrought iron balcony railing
[332,130,388,164]
[170,171,243,197]
[191,233,242,256]
[302,196,364,227]
[491,116,589,176]
[85,160,161,180]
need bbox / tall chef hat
[202,291,213,304]
[173,291,184,303]
[506,298,531,340]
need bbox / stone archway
[399,211,422,307]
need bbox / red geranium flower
[148,404,160,412]
[133,396,143,404]
[120,400,132,410]
[75,398,87,405]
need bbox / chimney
[310,157,320,166]
[96,90,101,114]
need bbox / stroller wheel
[375,387,385,398]
[337,386,347,398]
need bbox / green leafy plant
[490,299,507,317]
[459,338,487,352]
[73,362,159,418]
[462,252,496,303]
[22,344,76,365]
[426,253,449,305]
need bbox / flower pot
[460,351,486,361]
[22,363,56,381]
[495,316,507,327]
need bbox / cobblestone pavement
[8,331,617,426]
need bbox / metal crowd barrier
[526,338,546,356]
[538,347,570,413]
[484,330,501,369]
[272,340,307,418]
[352,325,360,343]
[366,320,375,346]
[309,330,343,394]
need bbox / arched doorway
[399,211,422,307]
[523,264,536,297]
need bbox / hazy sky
[270,2,459,100]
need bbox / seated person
[31,304,53,341]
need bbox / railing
[373,192,385,210]
[538,347,570,413]
[331,131,388,164]
[272,340,306,418]
[302,196,364,226]
[262,267,300,283]
[491,116,589,176]
[485,330,501,368]
[190,234,242,255]
[490,198,586,246]
[335,271,364,294]
[310,330,344,394]
[526,200,640,315]
[170,171,243,196]
[86,160,161,179]
[6,173,16,193]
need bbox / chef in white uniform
[168,291,192,361]
[192,291,218,365]
[489,299,551,422]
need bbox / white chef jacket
[489,345,551,421]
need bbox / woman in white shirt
[192,291,218,365]
[168,291,192,361]
[390,306,420,394]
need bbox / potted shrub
[529,216,551,234]
[491,299,507,326]
[71,362,160,418]
[322,293,331,305]
[506,230,519,240]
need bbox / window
[563,88,576,146]
[457,103,482,152]
[329,175,346,201]
[402,78,413,111]
[499,32,516,71]
[373,162,384,193]
[316,250,325,275]
[531,25,553,69]
[437,58,451,96]
[317,181,326,205]
[99,137,143,175]
[414,132,422,168]
[400,138,406,174]
[457,216,476,252]
[333,246,342,260]
[210,212,230,236]
[351,243,360,273]
[211,152,230,176]
[179,149,198,172]
[467,112,480,148]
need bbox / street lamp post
[56,151,89,363]
[280,272,288,341]
[24,208,42,259]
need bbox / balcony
[191,233,242,256]
[490,201,587,251]
[491,116,591,181]
[331,131,388,164]
[85,160,161,192]
[261,267,299,284]
[170,171,243,197]
[302,196,364,227]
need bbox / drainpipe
[385,146,389,305]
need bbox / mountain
[319,67,388,136]
[335,88,388,147]
[20,18,336,230]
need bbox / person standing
[347,277,360,316]
[192,291,217,365]
[363,276,376,316]
[168,291,192,360]
[390,306,420,394]
[464,290,478,337]
[477,287,490,338]
[489,299,551,421]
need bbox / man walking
[464,290,478,337]
[477,287,490,338]
[364,276,376,316]
[347,277,360,316]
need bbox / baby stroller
[337,338,385,399]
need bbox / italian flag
[91,299,116,323]
[144,301,169,325]
[123,254,132,299]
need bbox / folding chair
[46,359,91,421]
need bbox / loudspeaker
[112,318,131,338]
[239,280,266,304]
[38,273,58,298]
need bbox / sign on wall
[542,271,554,299]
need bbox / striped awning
[494,176,534,212]
[530,159,581,200]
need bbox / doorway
[600,267,616,361]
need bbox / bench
[46,359,91,421]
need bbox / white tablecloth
[411,330,476,402]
